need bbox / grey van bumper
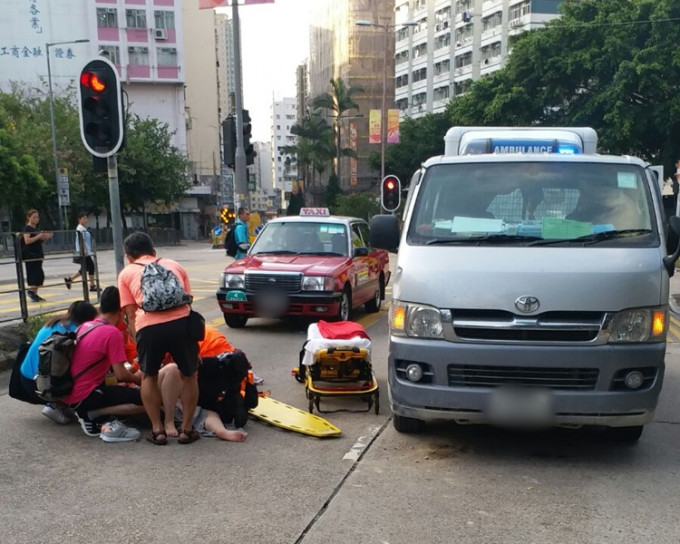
[388,337,665,428]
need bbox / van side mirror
[369,215,400,252]
[663,216,680,277]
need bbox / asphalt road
[1,242,680,543]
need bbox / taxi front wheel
[224,313,248,328]
[334,288,351,322]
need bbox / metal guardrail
[0,230,101,323]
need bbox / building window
[126,9,147,29]
[413,43,427,58]
[128,46,149,65]
[154,10,175,30]
[99,45,120,65]
[97,8,118,28]
[157,47,177,66]
[412,67,427,82]
[434,85,450,101]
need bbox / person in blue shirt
[234,207,251,259]
[18,300,98,424]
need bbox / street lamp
[356,19,416,181]
[46,38,89,232]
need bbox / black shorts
[84,256,95,275]
[74,385,142,413]
[25,260,44,287]
[136,316,199,377]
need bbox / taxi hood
[227,254,347,276]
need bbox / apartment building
[309,0,395,192]
[395,0,566,118]
[271,97,298,204]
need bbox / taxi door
[350,221,376,304]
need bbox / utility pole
[232,1,249,209]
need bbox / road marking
[342,424,383,461]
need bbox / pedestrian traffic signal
[381,175,401,212]
[222,116,236,169]
[77,57,123,158]
[243,109,256,166]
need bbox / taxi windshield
[407,161,657,247]
[250,221,349,256]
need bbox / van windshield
[407,162,657,246]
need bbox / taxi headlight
[390,301,443,339]
[222,273,245,290]
[609,307,667,343]
[302,276,333,291]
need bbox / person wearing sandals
[65,212,97,293]
[118,232,201,446]
[21,209,53,302]
[61,286,145,438]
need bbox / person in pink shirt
[118,232,200,446]
[63,286,144,437]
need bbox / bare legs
[157,363,246,442]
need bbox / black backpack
[198,350,258,428]
[225,226,238,257]
[35,322,105,402]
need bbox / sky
[217,0,318,143]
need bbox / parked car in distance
[216,209,391,328]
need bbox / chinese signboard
[350,123,358,186]
[369,109,381,144]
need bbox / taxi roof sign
[300,207,330,216]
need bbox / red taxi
[216,209,391,328]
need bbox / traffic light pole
[108,154,124,275]
[232,1,249,209]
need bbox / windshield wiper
[296,251,345,256]
[528,229,652,246]
[253,250,299,255]
[425,235,542,246]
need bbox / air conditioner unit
[154,28,167,40]
[456,41,462,47]
[435,23,442,31]
[443,20,449,28]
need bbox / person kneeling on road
[61,286,145,441]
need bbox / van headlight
[608,307,667,343]
[302,276,333,291]
[221,273,245,289]
[390,301,444,339]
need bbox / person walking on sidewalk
[21,209,52,302]
[65,212,97,292]
[118,232,201,446]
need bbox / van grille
[447,364,599,390]
[245,273,301,293]
[451,310,603,343]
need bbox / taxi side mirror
[353,247,369,257]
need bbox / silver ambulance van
[370,126,680,442]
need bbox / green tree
[312,78,363,179]
[333,192,379,221]
[281,112,335,201]
[368,112,451,185]
[448,0,680,175]
[117,115,191,223]
[325,173,343,211]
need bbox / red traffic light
[381,175,401,212]
[80,72,107,93]
[385,179,396,190]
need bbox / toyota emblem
[515,295,540,313]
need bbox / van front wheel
[393,414,424,434]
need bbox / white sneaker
[99,420,141,443]
[41,404,71,425]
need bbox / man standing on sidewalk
[234,207,251,259]
[118,232,201,446]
